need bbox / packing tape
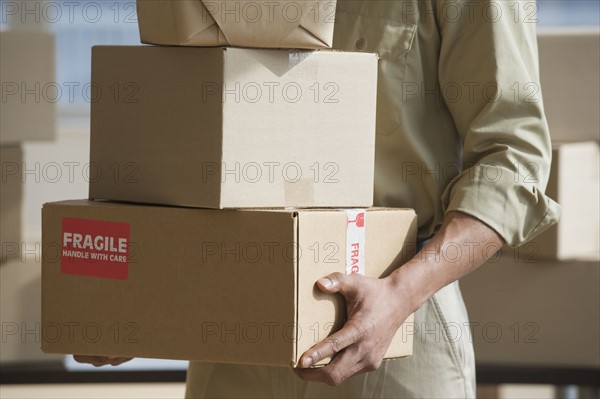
[345,209,366,275]
[289,51,311,69]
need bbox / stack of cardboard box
[461,30,600,370]
[527,30,600,261]
[42,1,417,367]
[1,30,56,263]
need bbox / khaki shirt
[332,0,560,246]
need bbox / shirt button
[355,38,366,49]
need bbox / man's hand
[294,272,412,386]
[73,355,133,367]
[294,211,504,386]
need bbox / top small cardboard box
[136,0,337,49]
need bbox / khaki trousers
[185,281,475,399]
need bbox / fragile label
[61,217,130,280]
[345,210,366,275]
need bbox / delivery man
[76,0,560,397]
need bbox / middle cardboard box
[89,46,378,209]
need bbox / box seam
[293,211,300,367]
[218,50,226,208]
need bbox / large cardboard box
[0,31,56,144]
[529,141,599,260]
[538,30,600,142]
[89,46,378,209]
[461,255,600,369]
[1,146,23,263]
[136,0,337,49]
[42,200,416,366]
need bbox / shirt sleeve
[436,0,561,247]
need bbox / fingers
[298,318,371,368]
[107,357,133,366]
[73,355,132,367]
[296,274,390,385]
[316,272,360,295]
[73,355,109,367]
[303,273,372,368]
[295,345,385,386]
[294,346,364,386]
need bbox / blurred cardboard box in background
[538,30,600,142]
[89,46,378,209]
[461,255,600,369]
[1,256,64,364]
[136,0,337,49]
[0,31,56,144]
[530,141,599,260]
[42,200,416,366]
[1,146,23,263]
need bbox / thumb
[316,272,358,295]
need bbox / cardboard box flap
[298,1,336,48]
[294,210,345,366]
[137,0,335,48]
[136,0,221,45]
[294,209,417,366]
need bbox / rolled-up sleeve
[437,0,561,247]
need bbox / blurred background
[0,0,599,398]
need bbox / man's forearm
[389,211,505,312]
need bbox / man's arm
[294,210,503,386]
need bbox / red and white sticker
[345,209,366,275]
[61,217,130,280]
